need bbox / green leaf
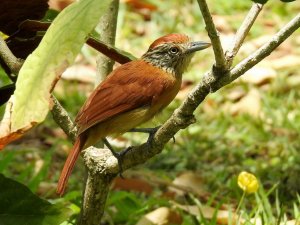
[107,191,143,223]
[0,174,73,225]
[11,0,111,132]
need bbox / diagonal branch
[197,0,227,71]
[225,3,263,67]
[229,13,300,82]
[50,95,77,142]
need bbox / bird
[56,33,211,195]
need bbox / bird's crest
[149,33,190,50]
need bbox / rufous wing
[75,60,176,134]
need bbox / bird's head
[142,33,211,77]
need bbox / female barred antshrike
[57,34,210,195]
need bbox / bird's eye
[169,47,179,54]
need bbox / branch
[86,38,133,64]
[0,36,23,77]
[225,3,263,67]
[50,95,77,142]
[197,0,227,71]
[229,13,300,83]
[83,13,300,180]
[94,0,119,85]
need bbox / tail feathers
[56,135,86,196]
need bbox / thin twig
[197,0,227,71]
[50,95,77,142]
[86,38,134,64]
[229,13,300,82]
[225,3,263,67]
[0,36,24,75]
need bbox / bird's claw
[112,146,132,178]
[145,126,176,147]
[103,138,132,178]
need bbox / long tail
[56,135,86,196]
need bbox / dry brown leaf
[241,35,292,59]
[173,202,238,225]
[136,207,182,225]
[48,0,75,11]
[226,88,246,102]
[175,80,194,100]
[61,65,96,83]
[124,0,157,11]
[241,66,277,85]
[287,75,300,88]
[173,202,299,225]
[220,34,235,51]
[269,55,300,70]
[169,171,205,196]
[229,89,262,118]
[213,15,232,34]
[112,177,153,194]
[241,35,274,55]
[202,98,218,116]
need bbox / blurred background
[0,0,300,224]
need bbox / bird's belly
[84,107,152,148]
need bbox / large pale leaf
[0,0,111,148]
[0,174,73,225]
[12,0,111,130]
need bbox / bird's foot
[129,126,175,147]
[113,146,132,178]
[103,138,131,178]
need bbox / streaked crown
[148,34,190,50]
[142,33,210,77]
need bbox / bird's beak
[186,41,211,54]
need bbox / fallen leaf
[112,177,153,194]
[169,171,205,196]
[229,89,262,118]
[240,35,274,55]
[240,66,277,85]
[173,202,238,225]
[175,80,194,100]
[136,207,182,225]
[213,15,233,34]
[220,34,235,52]
[49,0,75,11]
[61,64,96,83]
[269,55,300,70]
[287,75,300,88]
[226,88,246,102]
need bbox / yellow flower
[238,171,259,194]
